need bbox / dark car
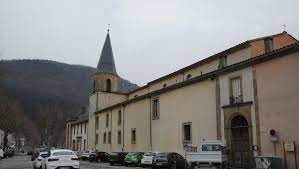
[89,151,110,162]
[31,151,39,161]
[152,152,187,169]
[27,150,33,156]
[89,153,98,162]
[4,149,14,158]
[108,152,128,166]
[97,152,110,162]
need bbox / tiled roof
[129,31,298,93]
[97,32,118,75]
[95,42,299,115]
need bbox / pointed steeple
[97,31,118,75]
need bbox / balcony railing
[229,95,243,104]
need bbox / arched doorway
[106,79,111,92]
[230,115,251,167]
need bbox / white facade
[71,122,88,151]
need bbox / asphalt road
[0,155,143,169]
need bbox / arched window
[106,79,112,92]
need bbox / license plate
[60,167,69,169]
[156,163,162,165]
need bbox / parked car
[89,151,110,162]
[0,148,3,159]
[32,151,48,169]
[141,152,160,167]
[31,151,40,161]
[108,152,128,165]
[152,152,187,169]
[124,152,145,166]
[74,151,83,159]
[41,149,79,169]
[4,148,14,158]
[97,151,110,162]
[27,150,34,156]
[81,150,94,161]
[88,153,98,162]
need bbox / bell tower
[93,31,118,93]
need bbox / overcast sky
[1,0,298,85]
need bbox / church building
[71,30,299,168]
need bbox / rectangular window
[230,77,242,103]
[118,110,122,125]
[264,38,274,52]
[108,132,111,144]
[77,125,79,134]
[131,129,136,144]
[95,116,99,130]
[84,123,86,134]
[218,56,227,68]
[103,132,106,144]
[73,126,75,134]
[80,124,82,134]
[106,114,109,127]
[183,122,192,142]
[152,98,160,120]
[117,131,122,144]
[95,133,98,144]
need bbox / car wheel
[110,162,114,166]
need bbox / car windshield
[156,153,167,159]
[53,151,74,156]
[144,152,156,156]
[127,152,136,156]
[40,153,48,158]
[110,152,119,155]
[202,144,223,151]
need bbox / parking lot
[0,155,143,169]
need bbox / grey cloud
[0,0,298,85]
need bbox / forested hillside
[0,59,138,147]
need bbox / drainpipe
[122,105,125,151]
[149,97,152,151]
[110,109,112,150]
[96,93,98,111]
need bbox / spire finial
[282,24,286,32]
[107,24,110,33]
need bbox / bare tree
[0,94,39,151]
[38,101,67,148]
[0,97,18,150]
